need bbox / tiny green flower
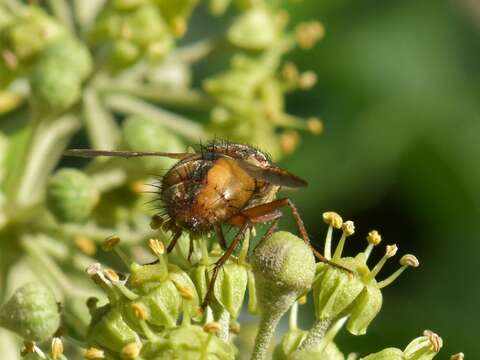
[87,304,140,353]
[0,282,60,342]
[46,168,99,223]
[361,330,443,360]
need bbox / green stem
[11,113,80,209]
[82,87,120,150]
[297,318,332,351]
[98,81,212,110]
[103,94,208,141]
[90,167,128,193]
[251,310,284,360]
[22,235,76,297]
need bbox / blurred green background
[275,0,479,356]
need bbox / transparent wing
[64,149,193,160]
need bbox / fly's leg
[167,230,182,253]
[201,221,251,309]
[214,224,227,250]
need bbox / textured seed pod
[252,231,316,311]
[0,282,60,342]
[122,115,184,172]
[87,305,140,353]
[139,325,236,360]
[30,56,82,113]
[46,168,99,223]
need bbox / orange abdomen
[161,156,255,233]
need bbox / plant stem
[297,318,332,351]
[103,94,208,141]
[98,81,212,110]
[251,310,284,360]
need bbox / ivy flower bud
[228,6,280,50]
[41,38,93,80]
[30,54,82,114]
[450,353,464,360]
[46,168,99,223]
[1,7,66,63]
[0,282,60,342]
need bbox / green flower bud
[87,304,140,353]
[30,56,82,113]
[312,259,365,321]
[122,115,184,172]
[154,0,199,24]
[139,325,236,360]
[0,7,65,64]
[212,261,249,319]
[0,282,60,342]
[41,38,93,80]
[228,6,280,50]
[346,284,382,336]
[90,4,173,68]
[46,168,99,223]
[361,348,405,360]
